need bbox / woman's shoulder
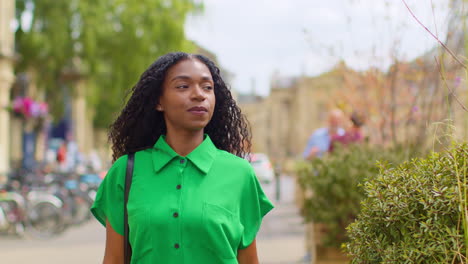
[110,154,129,170]
[215,150,253,172]
[110,147,152,169]
[135,147,153,159]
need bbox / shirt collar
[152,134,218,174]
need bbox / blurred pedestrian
[56,141,67,171]
[299,108,345,263]
[302,109,345,160]
[65,133,83,172]
[91,52,273,264]
[329,111,365,153]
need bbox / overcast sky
[185,0,451,96]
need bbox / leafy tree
[15,0,202,127]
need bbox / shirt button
[176,184,181,190]
[180,159,185,164]
[173,212,179,218]
[174,243,180,249]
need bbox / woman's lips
[188,106,208,115]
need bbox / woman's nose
[191,86,206,100]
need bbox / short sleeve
[302,129,324,159]
[238,166,274,249]
[302,134,315,159]
[90,154,127,235]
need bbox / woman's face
[157,58,216,133]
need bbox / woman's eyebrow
[200,76,213,82]
[171,75,191,81]
[171,75,213,82]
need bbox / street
[0,175,305,264]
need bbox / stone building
[239,59,467,168]
[239,64,349,165]
[0,0,15,176]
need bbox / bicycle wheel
[24,201,63,239]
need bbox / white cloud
[186,0,451,96]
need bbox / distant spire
[301,61,306,76]
[271,69,280,88]
[250,77,256,95]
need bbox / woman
[91,52,274,264]
[329,111,365,153]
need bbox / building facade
[0,0,15,176]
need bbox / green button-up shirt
[91,135,274,264]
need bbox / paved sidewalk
[258,235,306,264]
[0,221,105,264]
[257,175,307,264]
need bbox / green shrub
[296,143,417,248]
[345,143,467,263]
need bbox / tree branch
[402,0,467,70]
[434,57,468,112]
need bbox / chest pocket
[202,203,242,259]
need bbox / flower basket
[7,96,49,132]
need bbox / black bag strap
[124,152,135,264]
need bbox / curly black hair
[108,52,251,161]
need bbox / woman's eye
[203,86,213,90]
[176,85,189,89]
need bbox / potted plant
[346,143,467,263]
[296,144,417,263]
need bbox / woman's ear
[156,104,163,111]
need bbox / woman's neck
[165,129,205,157]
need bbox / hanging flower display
[10,96,49,119]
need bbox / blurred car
[247,153,275,184]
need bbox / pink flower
[30,102,41,118]
[38,103,48,116]
[22,97,34,117]
[12,97,24,113]
[11,96,48,119]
